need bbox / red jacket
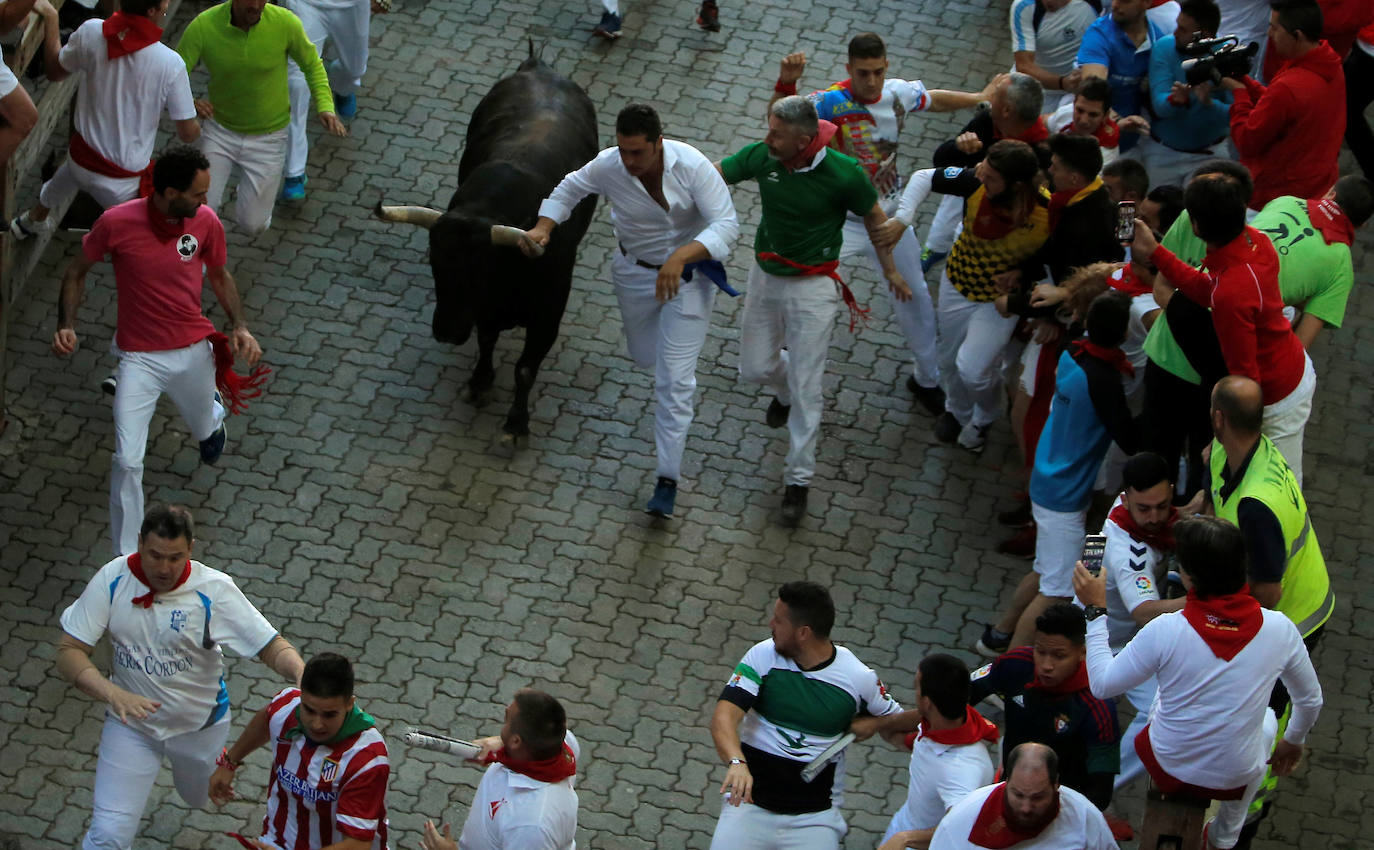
[1151,227,1305,405]
[1231,42,1346,209]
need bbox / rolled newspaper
[404,729,482,761]
[799,733,856,783]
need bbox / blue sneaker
[593,10,622,38]
[333,91,357,119]
[644,477,677,518]
[281,175,306,201]
[200,393,227,464]
[920,247,948,274]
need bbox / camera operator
[1139,0,1235,188]
[1222,0,1346,209]
[1074,515,1323,850]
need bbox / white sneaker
[957,421,988,453]
[10,211,53,241]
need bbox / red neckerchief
[1107,264,1152,297]
[968,782,1061,849]
[782,120,839,171]
[757,253,869,332]
[103,11,163,60]
[127,552,191,608]
[207,332,271,415]
[484,743,576,783]
[904,706,1001,750]
[996,115,1050,145]
[971,191,1018,240]
[146,195,185,243]
[1181,587,1263,661]
[1109,500,1178,551]
[1307,198,1354,246]
[1072,339,1135,377]
[837,78,881,105]
[1047,178,1103,231]
[1093,117,1121,149]
[1027,659,1090,696]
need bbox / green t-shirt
[1252,196,1355,327]
[1141,211,1209,384]
[177,3,333,136]
[720,143,877,276]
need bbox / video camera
[1179,35,1259,86]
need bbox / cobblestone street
[1,0,1371,846]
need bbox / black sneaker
[644,476,676,517]
[101,373,117,396]
[934,410,960,443]
[696,0,719,31]
[592,9,622,38]
[780,484,808,525]
[906,375,946,417]
[976,624,1011,658]
[765,397,791,429]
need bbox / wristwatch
[728,757,746,767]
[1083,605,1108,622]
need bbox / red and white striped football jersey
[261,688,391,850]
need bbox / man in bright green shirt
[719,95,908,526]
[177,0,345,234]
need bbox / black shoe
[696,0,719,30]
[934,410,960,443]
[592,9,622,38]
[644,477,676,517]
[780,484,808,525]
[906,375,946,417]
[765,397,791,429]
[975,624,1011,658]
[998,500,1032,527]
[101,372,117,396]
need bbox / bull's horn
[491,224,545,258]
[375,202,443,228]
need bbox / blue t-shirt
[1148,34,1232,151]
[1029,351,1116,512]
[1076,12,1166,140]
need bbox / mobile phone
[1115,201,1136,243]
[1081,533,1107,576]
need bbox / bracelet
[773,79,797,96]
[728,757,746,766]
[216,747,242,771]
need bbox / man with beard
[929,743,1115,849]
[51,144,266,556]
[708,581,902,849]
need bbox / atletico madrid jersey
[262,688,391,850]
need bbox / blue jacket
[1149,35,1233,151]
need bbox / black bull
[377,53,597,438]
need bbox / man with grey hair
[921,72,1048,271]
[719,95,909,525]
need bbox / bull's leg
[468,327,499,404]
[502,321,559,438]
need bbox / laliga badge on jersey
[1135,575,1154,592]
[177,233,199,263]
[971,663,992,680]
[320,756,340,783]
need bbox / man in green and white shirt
[719,95,909,525]
[709,581,902,849]
[177,0,345,234]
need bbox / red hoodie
[1231,41,1346,209]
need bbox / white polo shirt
[458,731,580,850]
[885,734,996,836]
[60,555,278,740]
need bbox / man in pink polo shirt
[53,144,266,556]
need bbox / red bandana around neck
[485,743,577,783]
[1307,198,1354,246]
[127,552,192,608]
[1108,500,1178,551]
[906,705,1001,750]
[783,120,839,171]
[968,783,1061,848]
[1107,264,1152,298]
[1072,339,1134,377]
[146,195,184,243]
[1028,659,1090,696]
[1181,588,1263,661]
[103,11,163,60]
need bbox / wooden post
[1139,785,1210,850]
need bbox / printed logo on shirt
[971,663,992,680]
[777,728,808,751]
[876,678,890,700]
[169,609,188,632]
[276,764,338,803]
[177,233,199,262]
[1054,714,1070,734]
[766,170,781,183]
[320,756,340,783]
[943,167,963,179]
[489,799,506,819]
[729,673,743,687]
[1135,576,1154,592]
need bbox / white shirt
[60,556,278,740]
[1096,495,1168,651]
[459,731,580,850]
[930,783,1115,849]
[1047,101,1120,167]
[539,139,737,266]
[1009,0,1100,77]
[887,735,995,833]
[60,19,196,171]
[0,64,17,99]
[1085,608,1322,789]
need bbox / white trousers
[924,193,964,254]
[1031,502,1086,597]
[611,250,716,481]
[839,217,939,387]
[1261,352,1315,488]
[38,158,140,211]
[283,0,369,178]
[199,119,287,235]
[709,801,847,850]
[738,263,839,487]
[1115,675,1158,790]
[1208,709,1278,849]
[936,271,1019,428]
[82,714,230,850]
[111,339,225,555]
